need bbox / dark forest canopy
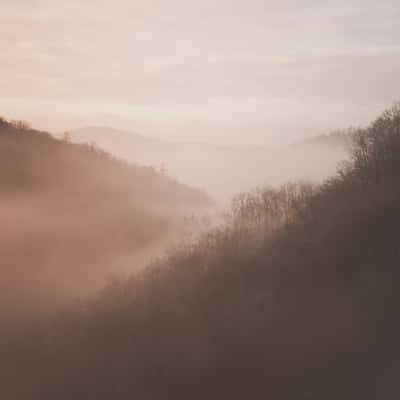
[2,104,400,399]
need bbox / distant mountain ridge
[69,126,349,201]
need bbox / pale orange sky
[1,0,400,145]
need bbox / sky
[1,0,400,145]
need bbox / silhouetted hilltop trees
[0,118,212,315]
[2,104,400,399]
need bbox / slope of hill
[2,104,400,399]
[0,118,212,316]
[69,126,349,201]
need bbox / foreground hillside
[2,104,400,399]
[0,118,211,315]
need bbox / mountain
[3,104,400,399]
[68,126,349,201]
[0,118,212,316]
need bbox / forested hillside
[0,118,211,315]
[2,105,400,399]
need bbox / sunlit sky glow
[1,0,400,145]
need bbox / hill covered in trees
[2,104,400,399]
[0,118,212,316]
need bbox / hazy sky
[1,0,400,145]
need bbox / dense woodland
[1,105,400,398]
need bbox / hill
[2,104,400,399]
[0,118,212,316]
[69,126,349,201]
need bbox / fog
[69,126,349,201]
[0,117,348,320]
[1,1,400,398]
[0,117,348,322]
[2,106,400,399]
[0,121,212,318]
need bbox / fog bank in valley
[69,127,350,202]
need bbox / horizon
[2,0,400,146]
[63,123,342,149]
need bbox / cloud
[1,0,400,142]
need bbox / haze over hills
[3,104,400,399]
[69,126,350,201]
[0,118,212,316]
[2,0,400,397]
